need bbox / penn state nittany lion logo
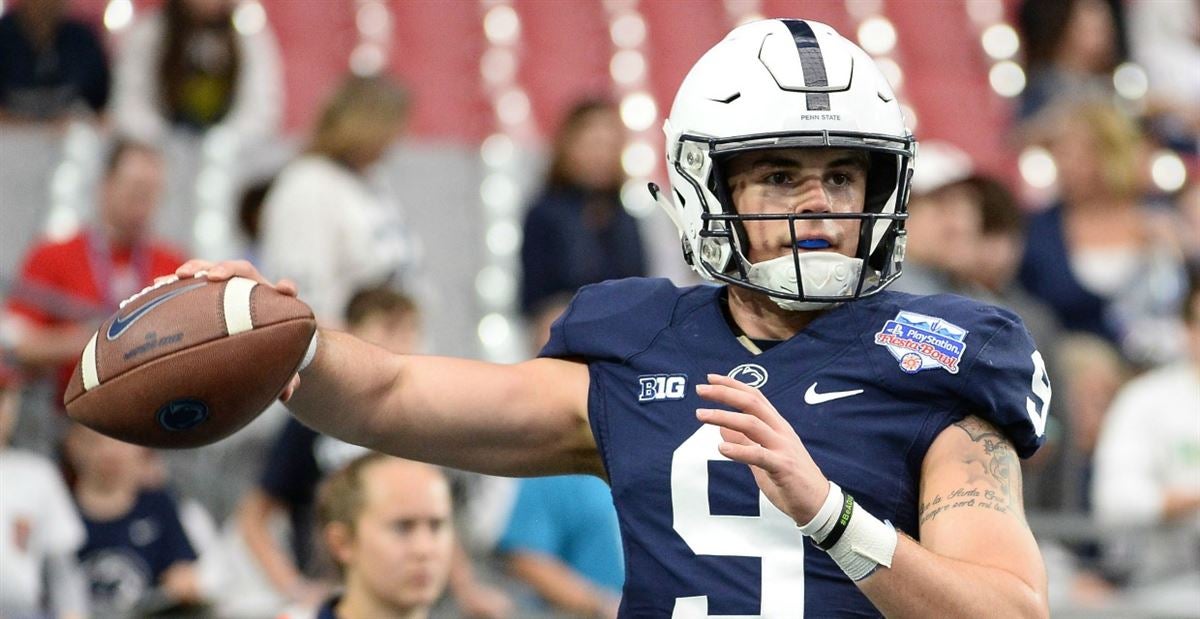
[727,363,769,388]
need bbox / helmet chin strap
[745,252,869,311]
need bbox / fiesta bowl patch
[874,311,968,374]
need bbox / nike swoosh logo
[106,282,206,341]
[804,382,864,405]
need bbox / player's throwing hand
[697,373,831,525]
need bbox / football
[64,275,316,448]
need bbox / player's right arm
[176,260,599,478]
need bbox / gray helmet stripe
[781,19,831,111]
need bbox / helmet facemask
[675,131,913,310]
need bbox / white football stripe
[223,277,257,335]
[82,332,99,391]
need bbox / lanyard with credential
[84,228,153,312]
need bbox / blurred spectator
[260,75,415,326]
[111,0,281,143]
[497,474,623,618]
[1018,101,1188,366]
[237,177,273,265]
[1016,0,1125,123]
[236,288,510,617]
[0,369,88,619]
[520,99,647,317]
[2,139,185,409]
[297,454,455,619]
[890,141,981,297]
[1055,334,1130,514]
[1170,181,1200,269]
[965,174,1061,352]
[1127,0,1200,153]
[1092,270,1200,611]
[63,423,202,616]
[0,0,109,122]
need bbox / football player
[179,19,1050,618]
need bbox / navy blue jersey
[541,278,1049,618]
[76,489,197,615]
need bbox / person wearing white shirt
[110,0,282,143]
[0,376,88,619]
[1093,271,1200,609]
[259,75,415,326]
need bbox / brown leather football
[64,275,316,448]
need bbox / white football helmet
[652,18,916,310]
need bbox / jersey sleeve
[539,278,683,363]
[955,309,1050,459]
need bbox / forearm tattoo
[918,417,1026,526]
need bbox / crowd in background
[0,0,1197,617]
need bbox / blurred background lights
[355,1,391,39]
[483,4,520,46]
[475,266,516,307]
[480,133,515,167]
[480,173,519,214]
[477,313,513,349]
[621,141,656,178]
[610,50,646,85]
[1019,146,1058,189]
[349,43,386,76]
[233,1,266,36]
[610,12,646,48]
[619,92,657,132]
[844,0,883,21]
[103,0,133,31]
[480,48,517,85]
[193,209,229,247]
[966,0,1004,26]
[495,89,531,126]
[621,179,656,218]
[45,207,80,242]
[988,61,1026,97]
[1112,62,1149,100]
[857,17,896,56]
[485,221,521,256]
[981,23,1019,60]
[1150,150,1187,192]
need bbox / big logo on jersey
[874,311,968,374]
[638,374,688,402]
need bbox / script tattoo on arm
[918,416,1027,526]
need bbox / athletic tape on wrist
[825,497,898,581]
[799,481,843,538]
[298,331,319,373]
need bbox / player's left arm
[699,376,1047,619]
[854,415,1047,618]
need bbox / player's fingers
[696,408,779,448]
[274,278,299,297]
[279,374,300,402]
[716,440,772,470]
[698,380,790,434]
[718,425,753,446]
[175,259,215,278]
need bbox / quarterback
[181,20,1049,618]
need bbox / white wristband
[826,502,898,581]
[798,481,843,539]
[297,331,319,373]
